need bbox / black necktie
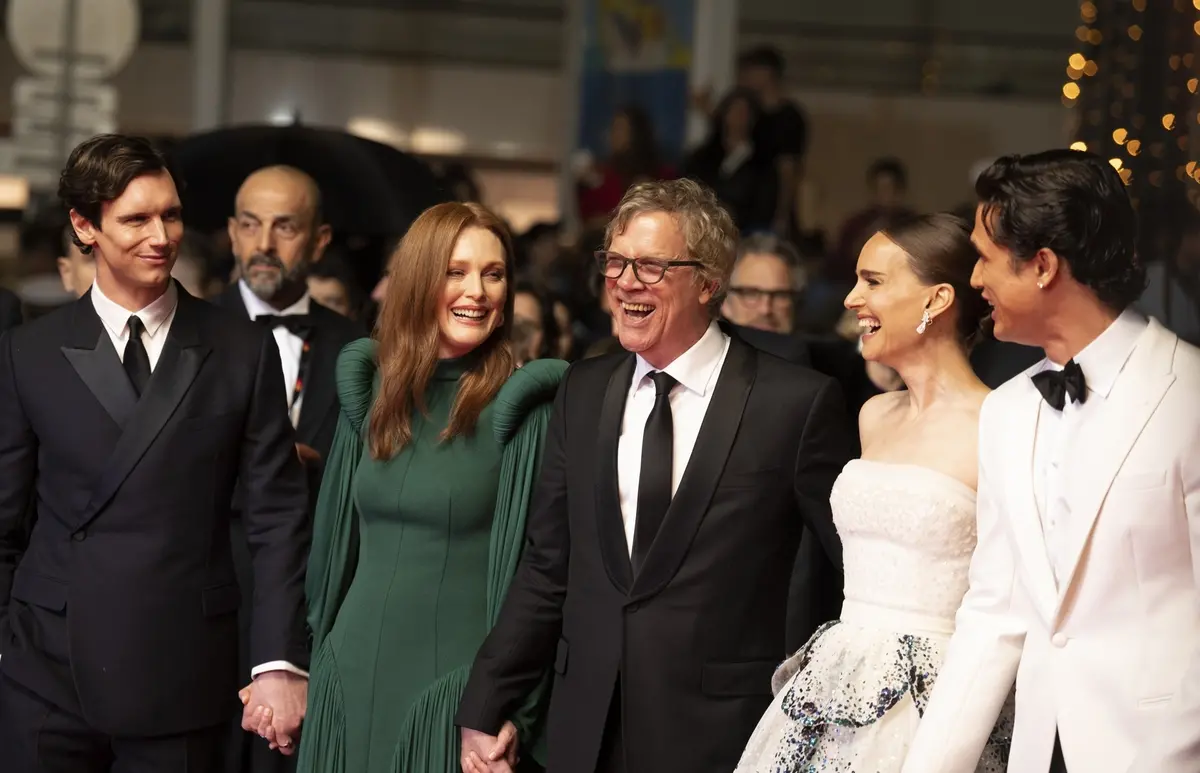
[1031,359,1088,411]
[255,313,313,338]
[123,315,152,397]
[633,371,677,575]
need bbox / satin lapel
[60,294,137,428]
[1005,382,1059,618]
[595,354,636,594]
[74,293,212,531]
[629,337,755,602]
[1055,323,1176,610]
[294,309,337,445]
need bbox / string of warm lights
[1064,0,1200,230]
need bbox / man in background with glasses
[457,178,851,773]
[721,234,802,337]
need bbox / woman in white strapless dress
[736,213,1013,773]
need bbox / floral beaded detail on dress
[735,460,1014,773]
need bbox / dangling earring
[1037,281,1045,289]
[916,309,931,335]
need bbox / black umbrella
[168,123,450,237]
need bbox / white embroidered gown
[735,460,1013,773]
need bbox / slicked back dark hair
[975,149,1145,311]
[58,134,175,254]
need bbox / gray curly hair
[604,178,739,314]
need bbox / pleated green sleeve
[305,338,378,652]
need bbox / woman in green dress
[295,201,565,773]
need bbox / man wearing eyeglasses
[721,235,800,336]
[456,179,851,773]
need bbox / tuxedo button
[1051,633,1068,648]
[72,530,86,542]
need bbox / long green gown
[298,339,564,773]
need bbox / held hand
[295,443,322,466]
[459,722,519,773]
[241,671,308,755]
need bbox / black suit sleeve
[0,291,21,334]
[793,378,853,571]
[0,332,35,644]
[456,369,572,735]
[240,330,312,670]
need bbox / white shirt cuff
[251,660,309,679]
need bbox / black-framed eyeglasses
[727,287,796,305]
[595,251,703,285]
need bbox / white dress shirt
[91,278,178,366]
[1031,309,1147,585]
[237,280,311,428]
[91,279,307,680]
[616,321,730,553]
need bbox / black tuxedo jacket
[0,287,21,333]
[456,334,853,773]
[214,285,365,460]
[0,288,310,737]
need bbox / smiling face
[604,211,712,369]
[70,169,182,306]
[970,204,1044,345]
[843,232,933,363]
[437,225,508,359]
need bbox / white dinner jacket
[901,318,1200,773]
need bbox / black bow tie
[255,313,313,338]
[1031,359,1088,411]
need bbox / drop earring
[916,309,931,335]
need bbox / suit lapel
[630,337,755,602]
[60,293,138,428]
[1055,322,1176,607]
[75,292,212,531]
[1005,382,1059,618]
[595,354,636,593]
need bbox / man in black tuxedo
[456,179,851,773]
[0,135,311,772]
[0,287,21,332]
[216,165,363,773]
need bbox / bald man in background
[216,166,363,773]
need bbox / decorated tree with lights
[1066,0,1200,262]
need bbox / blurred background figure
[721,234,802,335]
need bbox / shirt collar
[91,278,178,340]
[631,321,729,397]
[238,279,311,320]
[1033,308,1147,398]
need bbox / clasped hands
[460,721,519,773]
[239,671,308,755]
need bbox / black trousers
[1049,731,1068,773]
[0,675,226,773]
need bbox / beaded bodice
[833,459,978,624]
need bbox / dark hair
[609,104,661,185]
[868,157,907,189]
[975,149,1145,311]
[309,248,364,312]
[738,46,785,78]
[58,134,174,254]
[513,280,560,359]
[882,212,991,348]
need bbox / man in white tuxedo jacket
[901,149,1200,773]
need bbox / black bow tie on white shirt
[255,313,313,338]
[1031,359,1088,411]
